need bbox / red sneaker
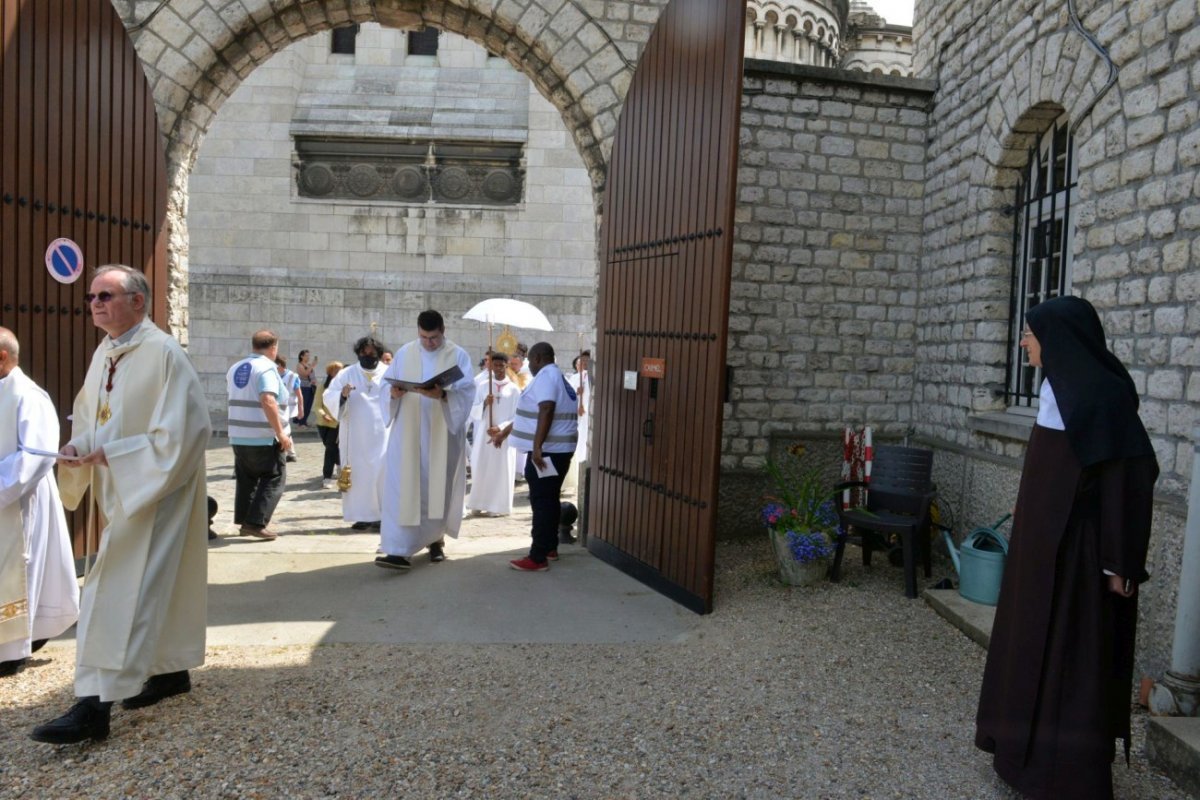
[546,550,559,561]
[509,557,549,572]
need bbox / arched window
[1006,115,1076,407]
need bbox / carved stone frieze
[293,137,524,206]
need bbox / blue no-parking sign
[45,238,85,284]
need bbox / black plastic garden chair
[828,444,936,599]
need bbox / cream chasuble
[57,321,212,702]
[379,339,474,556]
[0,368,79,661]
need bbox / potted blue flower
[761,444,841,586]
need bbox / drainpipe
[1150,424,1200,716]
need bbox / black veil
[1025,296,1155,467]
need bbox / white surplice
[466,377,519,515]
[57,321,211,702]
[568,370,591,463]
[322,362,388,523]
[466,370,489,470]
[379,340,474,557]
[0,367,79,663]
[563,370,592,490]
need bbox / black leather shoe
[0,657,27,677]
[429,542,445,563]
[351,521,371,531]
[374,554,412,571]
[30,698,111,744]
[122,670,191,709]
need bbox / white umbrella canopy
[463,298,554,331]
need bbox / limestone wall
[725,62,933,472]
[913,0,1198,495]
[912,0,1199,677]
[186,28,596,413]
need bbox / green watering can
[942,514,1011,606]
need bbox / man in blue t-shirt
[227,331,291,539]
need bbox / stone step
[1147,717,1200,799]
[922,587,995,649]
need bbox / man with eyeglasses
[376,310,475,570]
[31,265,211,745]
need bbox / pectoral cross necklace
[97,353,127,425]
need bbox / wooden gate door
[1,0,169,556]
[586,0,745,613]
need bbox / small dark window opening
[408,27,440,56]
[331,24,359,55]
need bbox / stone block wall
[186,27,596,413]
[121,0,667,339]
[913,0,1199,498]
[912,0,1199,677]
[724,62,933,473]
[717,62,933,538]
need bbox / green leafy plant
[761,444,841,564]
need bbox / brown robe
[975,425,1157,800]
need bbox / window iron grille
[1005,118,1076,408]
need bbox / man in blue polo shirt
[493,342,577,571]
[226,331,291,540]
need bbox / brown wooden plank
[0,1,19,352]
[635,35,657,563]
[662,7,691,586]
[48,0,65,421]
[15,0,34,367]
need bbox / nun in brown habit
[974,296,1158,800]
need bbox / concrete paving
[202,436,700,646]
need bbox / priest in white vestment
[322,336,389,529]
[0,329,78,677]
[376,311,475,569]
[31,265,211,746]
[466,353,519,516]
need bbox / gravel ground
[0,440,1187,799]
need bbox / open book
[385,364,465,392]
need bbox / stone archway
[183,24,603,413]
[112,0,665,334]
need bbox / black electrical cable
[1067,0,1119,130]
